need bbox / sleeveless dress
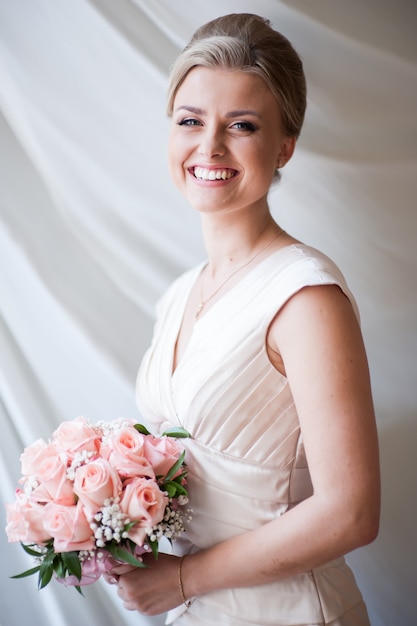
[136,244,370,626]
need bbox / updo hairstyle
[167,13,307,140]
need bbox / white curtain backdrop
[0,1,416,625]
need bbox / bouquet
[5,416,190,592]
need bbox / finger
[103,573,119,585]
[111,564,138,576]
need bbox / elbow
[358,484,381,546]
[363,506,380,545]
[325,487,381,551]
[347,498,380,549]
[356,513,379,547]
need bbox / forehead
[174,66,279,113]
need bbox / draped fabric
[0,1,416,625]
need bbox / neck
[194,222,284,321]
[201,214,279,278]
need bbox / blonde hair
[167,13,306,139]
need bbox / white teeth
[193,167,235,181]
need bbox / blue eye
[178,118,201,126]
[232,121,257,132]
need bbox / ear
[276,136,297,169]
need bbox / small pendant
[195,302,204,320]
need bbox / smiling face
[168,67,296,217]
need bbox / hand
[102,562,137,586]
[104,553,184,615]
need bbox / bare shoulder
[267,283,361,376]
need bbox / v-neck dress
[136,244,370,626]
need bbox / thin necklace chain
[195,228,284,320]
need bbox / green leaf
[38,562,53,589]
[171,471,188,484]
[20,543,46,557]
[163,480,188,497]
[134,423,151,435]
[125,538,139,554]
[61,551,82,580]
[106,545,146,568]
[42,551,55,568]
[161,427,191,438]
[53,557,66,579]
[164,450,186,482]
[164,483,177,498]
[148,538,159,560]
[74,585,84,596]
[10,565,41,579]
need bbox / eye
[178,117,202,127]
[231,121,257,132]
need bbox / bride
[105,13,380,626]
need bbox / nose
[197,126,225,158]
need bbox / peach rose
[6,492,51,544]
[43,501,94,552]
[101,426,155,479]
[20,439,53,476]
[143,435,184,477]
[120,477,168,546]
[52,416,100,461]
[30,454,75,506]
[73,458,121,519]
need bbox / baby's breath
[31,544,48,564]
[22,476,39,496]
[147,500,192,545]
[94,418,133,446]
[90,498,130,548]
[78,549,96,563]
[66,450,96,481]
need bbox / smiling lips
[192,166,238,181]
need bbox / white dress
[136,244,370,626]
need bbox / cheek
[168,126,192,164]
[168,143,190,193]
[245,145,277,187]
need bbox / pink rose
[120,477,168,546]
[52,416,100,461]
[101,426,155,479]
[20,439,54,476]
[30,454,75,506]
[6,492,51,544]
[143,435,184,477]
[43,501,94,552]
[73,458,121,519]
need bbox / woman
[106,13,380,625]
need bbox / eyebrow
[175,105,261,118]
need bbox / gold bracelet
[178,556,191,608]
